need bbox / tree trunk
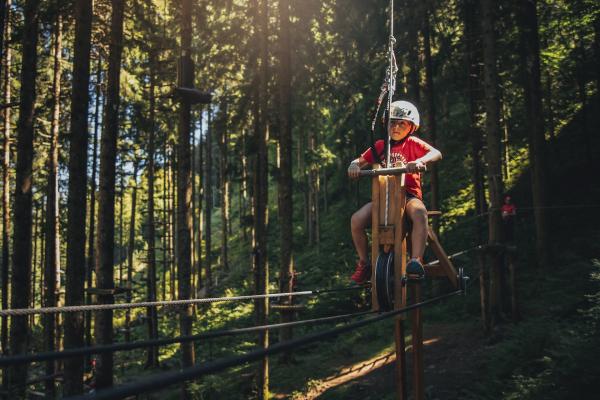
[64,0,93,394]
[422,9,439,234]
[405,0,421,104]
[463,1,488,332]
[9,0,39,393]
[191,119,196,295]
[176,1,196,397]
[32,202,39,328]
[118,173,124,286]
[219,103,229,273]
[43,13,62,397]
[165,145,172,299]
[145,54,159,368]
[0,0,7,78]
[517,0,550,268]
[196,115,203,293]
[161,140,168,301]
[480,0,505,330]
[85,55,102,369]
[240,129,248,243]
[277,0,294,363]
[252,0,269,397]
[204,108,212,291]
[1,1,11,366]
[95,0,126,389]
[125,159,139,342]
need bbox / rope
[66,290,462,400]
[0,285,367,317]
[0,310,375,366]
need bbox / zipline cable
[0,285,368,317]
[65,290,462,400]
[424,245,484,267]
[384,0,397,226]
[0,310,375,366]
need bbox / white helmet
[390,100,420,131]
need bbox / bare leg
[351,202,372,263]
[405,198,428,260]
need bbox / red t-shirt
[361,137,431,199]
[501,204,516,218]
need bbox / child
[501,195,517,243]
[347,100,442,283]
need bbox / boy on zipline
[347,100,442,284]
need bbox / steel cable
[0,285,368,317]
[65,290,462,400]
[0,310,375,366]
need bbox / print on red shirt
[361,137,430,199]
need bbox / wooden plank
[379,226,395,245]
[426,228,459,288]
[394,177,407,320]
[392,175,408,400]
[410,284,424,400]
[371,171,381,311]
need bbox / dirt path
[293,322,485,400]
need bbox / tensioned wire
[0,285,368,317]
[0,309,376,366]
[65,290,463,400]
[0,238,493,318]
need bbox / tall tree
[463,0,488,332]
[125,156,139,342]
[404,0,421,103]
[277,0,294,361]
[176,0,196,397]
[219,103,230,273]
[251,0,270,397]
[145,54,159,367]
[516,0,550,268]
[85,56,102,363]
[9,0,40,393]
[204,108,212,291]
[43,11,62,397]
[64,0,93,393]
[0,1,7,75]
[422,7,439,234]
[0,0,11,364]
[95,0,126,388]
[480,0,505,329]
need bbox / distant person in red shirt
[501,195,517,243]
[347,101,442,283]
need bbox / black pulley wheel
[375,251,394,311]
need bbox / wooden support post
[394,319,407,400]
[410,283,424,400]
[371,174,381,311]
[393,176,408,399]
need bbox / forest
[0,0,598,399]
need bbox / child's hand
[348,162,361,179]
[406,160,426,173]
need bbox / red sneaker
[351,260,371,284]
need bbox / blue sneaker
[406,259,425,279]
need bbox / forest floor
[293,322,485,400]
